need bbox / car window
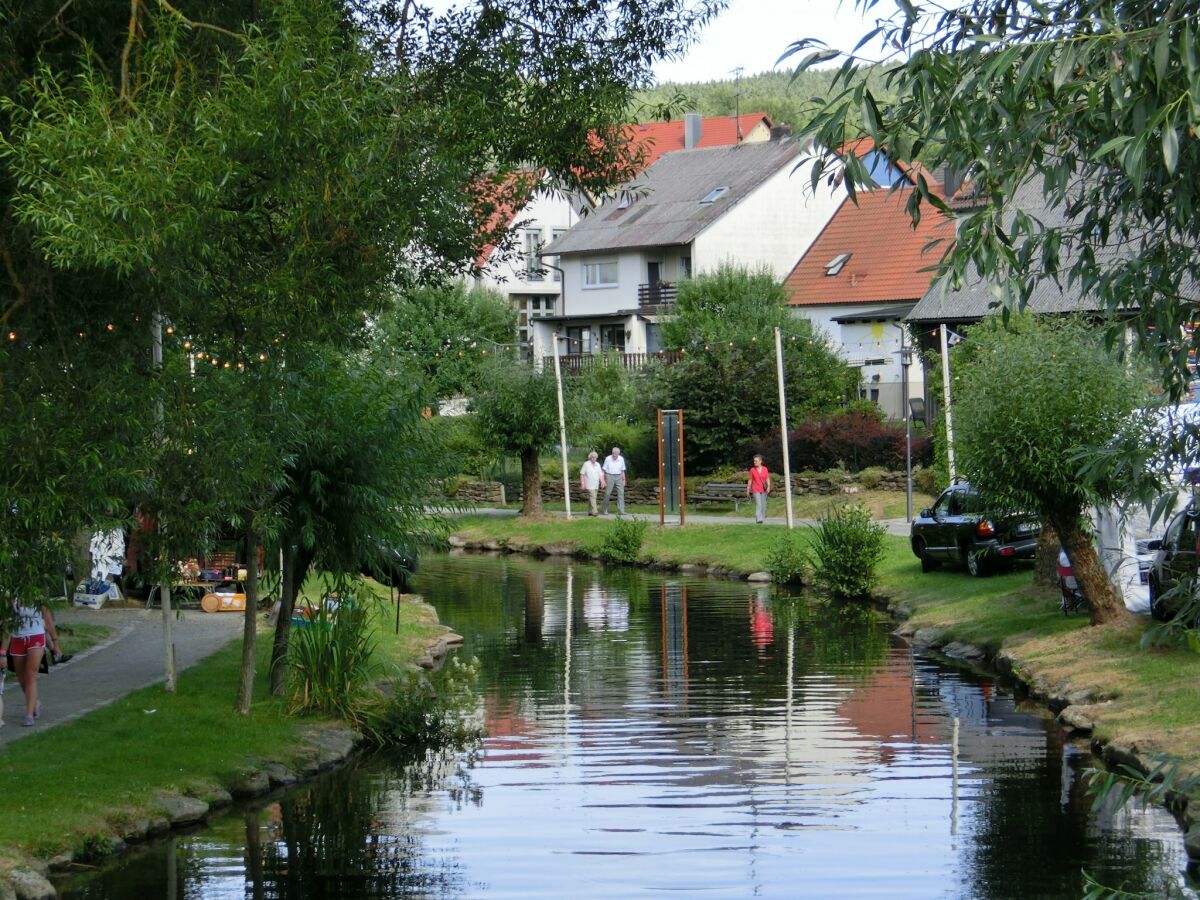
[958,490,985,515]
[1164,512,1187,550]
[933,491,955,517]
[1181,515,1200,554]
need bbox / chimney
[769,124,792,142]
[684,113,702,149]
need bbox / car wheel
[1149,576,1170,622]
[966,548,991,578]
[914,538,939,573]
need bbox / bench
[689,482,747,512]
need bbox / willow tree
[951,315,1147,625]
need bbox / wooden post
[657,410,665,526]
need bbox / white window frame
[583,259,619,289]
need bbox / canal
[62,552,1193,898]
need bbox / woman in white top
[8,600,60,727]
[579,451,606,517]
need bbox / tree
[788,0,1200,402]
[383,282,517,405]
[471,362,564,517]
[951,315,1147,625]
[651,266,858,472]
[0,0,722,676]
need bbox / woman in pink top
[746,455,771,524]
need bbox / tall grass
[288,589,379,726]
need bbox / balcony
[544,350,682,373]
[637,281,677,310]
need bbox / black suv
[1146,505,1198,621]
[911,483,1041,576]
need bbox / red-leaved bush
[748,409,932,473]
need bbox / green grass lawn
[0,591,442,863]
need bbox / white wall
[475,188,580,303]
[792,304,923,421]
[693,158,843,279]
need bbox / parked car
[910,483,1041,576]
[1146,505,1199,621]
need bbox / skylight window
[825,253,851,276]
[700,186,729,204]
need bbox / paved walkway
[0,606,244,745]
[458,505,915,536]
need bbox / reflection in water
[61,553,1194,899]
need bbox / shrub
[748,409,933,474]
[597,516,648,564]
[914,465,940,497]
[804,504,886,600]
[425,414,495,479]
[582,419,657,475]
[367,655,483,747]
[857,466,887,489]
[287,588,379,725]
[765,530,806,584]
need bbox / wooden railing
[544,350,682,373]
[637,281,678,309]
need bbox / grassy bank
[0,590,443,862]
[454,513,1200,769]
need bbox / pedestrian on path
[601,447,627,515]
[747,455,771,524]
[579,451,606,516]
[8,600,61,727]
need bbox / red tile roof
[472,169,542,268]
[784,188,955,306]
[627,113,772,168]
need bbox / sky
[653,0,900,84]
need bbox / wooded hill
[635,67,893,136]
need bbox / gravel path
[0,605,244,745]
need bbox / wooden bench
[689,482,747,512]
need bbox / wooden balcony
[637,281,678,310]
[544,350,682,373]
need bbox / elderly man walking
[579,451,605,516]
[601,446,627,514]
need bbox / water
[61,552,1193,898]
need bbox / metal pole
[774,327,795,529]
[939,324,957,483]
[900,331,913,522]
[551,334,572,519]
[152,311,177,692]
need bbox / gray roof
[542,140,807,256]
[908,179,1140,324]
[833,303,916,324]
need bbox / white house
[532,136,845,368]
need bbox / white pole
[939,324,957,483]
[551,334,572,519]
[900,331,913,522]
[774,327,795,529]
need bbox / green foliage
[597,516,648,564]
[804,504,886,600]
[790,0,1200,402]
[578,419,658,475]
[766,530,807,585]
[366,656,483,748]
[426,414,496,480]
[913,466,940,497]
[857,466,887,490]
[287,590,380,725]
[649,265,858,472]
[384,283,517,403]
[471,362,564,459]
[574,357,642,425]
[951,315,1146,521]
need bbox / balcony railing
[544,350,682,373]
[637,281,678,309]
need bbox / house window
[565,326,591,354]
[825,253,851,276]
[680,256,692,279]
[522,229,544,281]
[700,186,729,204]
[599,325,626,352]
[550,229,566,282]
[583,260,618,288]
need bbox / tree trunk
[270,543,312,698]
[1033,525,1060,588]
[520,445,543,517]
[235,527,260,714]
[1053,516,1127,625]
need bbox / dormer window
[825,253,851,276]
[700,186,729,204]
